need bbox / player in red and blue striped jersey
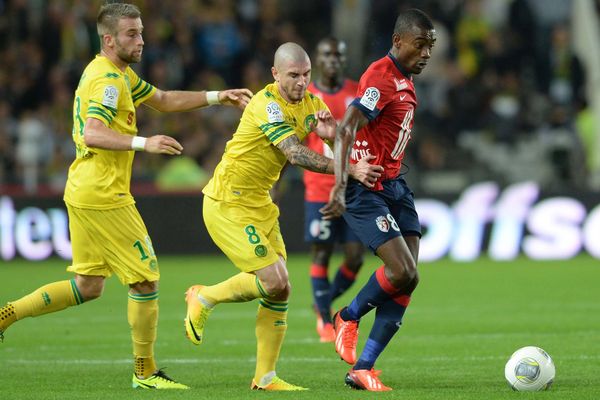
[304,37,364,343]
[321,9,436,391]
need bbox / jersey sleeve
[128,68,157,107]
[86,75,122,126]
[256,100,296,145]
[350,70,395,121]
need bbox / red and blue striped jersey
[350,54,417,191]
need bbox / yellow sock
[134,356,157,379]
[0,304,17,332]
[9,279,83,323]
[200,273,264,305]
[128,292,159,378]
[254,299,288,384]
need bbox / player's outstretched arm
[276,134,332,174]
[83,117,182,155]
[143,135,183,155]
[143,88,253,112]
[276,134,381,185]
[320,106,371,219]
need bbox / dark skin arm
[320,105,370,219]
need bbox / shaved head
[271,42,312,103]
[274,42,310,70]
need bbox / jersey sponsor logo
[376,215,390,232]
[400,94,407,101]
[394,78,408,91]
[102,85,119,108]
[266,101,284,123]
[359,87,380,111]
[351,139,372,161]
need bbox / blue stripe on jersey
[350,98,381,121]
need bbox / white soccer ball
[504,346,555,391]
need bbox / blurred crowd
[0,0,593,195]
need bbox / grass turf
[1,254,599,399]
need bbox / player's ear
[102,33,113,48]
[392,33,402,49]
[271,66,279,82]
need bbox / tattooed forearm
[276,135,334,174]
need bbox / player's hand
[145,135,183,155]
[348,155,383,188]
[310,109,336,141]
[320,184,346,219]
[219,88,254,110]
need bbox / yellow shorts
[203,195,286,272]
[66,204,159,285]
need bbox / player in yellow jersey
[0,3,251,390]
[184,42,383,391]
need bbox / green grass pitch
[1,254,599,399]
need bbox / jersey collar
[96,54,125,75]
[387,53,411,79]
[272,82,303,107]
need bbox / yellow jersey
[64,55,156,209]
[203,82,329,207]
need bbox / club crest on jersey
[359,87,380,111]
[266,101,284,123]
[102,85,119,108]
[304,114,316,132]
[255,244,268,257]
[375,216,390,232]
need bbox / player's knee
[343,244,364,272]
[312,245,332,266]
[405,269,420,294]
[262,278,290,299]
[78,282,104,301]
[130,280,158,293]
[75,276,105,301]
[344,254,364,273]
[387,259,417,289]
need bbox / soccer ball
[504,346,555,391]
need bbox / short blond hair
[97,2,141,38]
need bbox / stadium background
[1,2,600,399]
[1,0,599,262]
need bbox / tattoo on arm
[276,135,333,174]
